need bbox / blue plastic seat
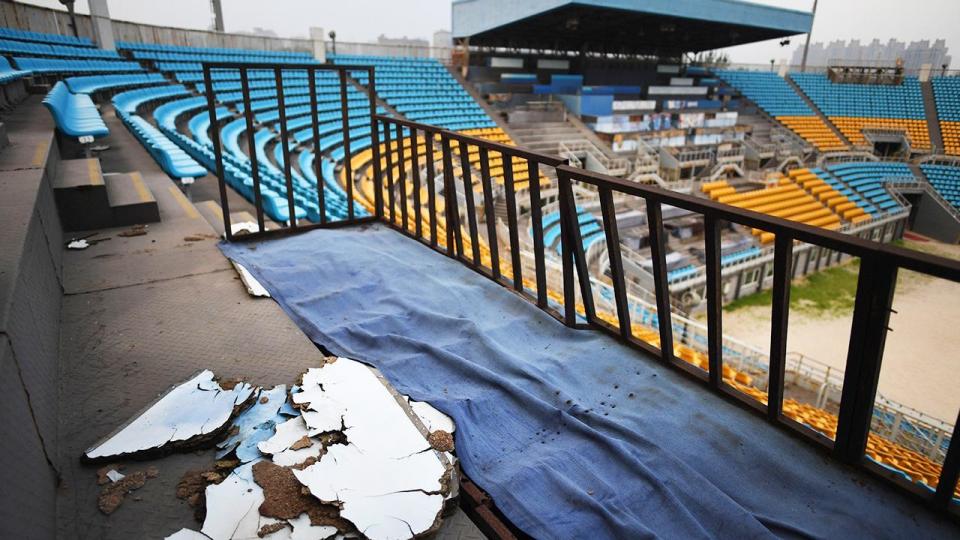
[41,81,108,139]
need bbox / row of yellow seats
[828,117,931,150]
[787,169,869,223]
[705,180,841,243]
[940,121,960,155]
[776,115,847,151]
[725,381,958,498]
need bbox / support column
[88,0,114,50]
[211,0,225,32]
[310,27,326,63]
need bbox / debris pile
[84,358,458,540]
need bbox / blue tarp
[221,225,958,539]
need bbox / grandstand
[1,0,959,539]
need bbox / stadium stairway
[53,157,160,231]
[921,80,945,153]
[785,74,851,147]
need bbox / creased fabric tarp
[221,225,957,539]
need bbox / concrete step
[53,157,113,231]
[196,199,264,236]
[105,171,160,226]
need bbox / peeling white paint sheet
[407,399,455,434]
[166,462,338,540]
[85,370,255,460]
[217,385,288,463]
[231,260,270,298]
[257,416,324,467]
[292,359,447,540]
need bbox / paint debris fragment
[217,385,288,463]
[231,260,271,297]
[67,239,89,249]
[84,370,255,461]
[98,470,149,514]
[428,430,455,453]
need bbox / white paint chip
[84,370,255,461]
[105,469,125,483]
[291,359,448,540]
[217,385,288,463]
[288,514,337,540]
[200,461,292,540]
[408,400,455,434]
[257,416,323,467]
[231,260,270,298]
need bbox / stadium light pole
[800,0,818,72]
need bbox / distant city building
[791,38,951,70]
[376,34,429,48]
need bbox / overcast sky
[15,0,960,64]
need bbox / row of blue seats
[825,162,915,213]
[113,84,192,114]
[111,87,207,179]
[919,163,960,209]
[0,57,30,84]
[66,73,168,94]
[931,77,960,122]
[809,167,878,215]
[791,73,926,119]
[666,246,762,283]
[42,81,108,139]
[131,51,315,63]
[714,70,812,117]
[117,41,313,58]
[13,57,142,74]
[0,38,120,58]
[118,111,207,180]
[0,26,92,47]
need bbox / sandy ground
[721,239,960,423]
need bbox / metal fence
[207,62,960,512]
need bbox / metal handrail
[207,65,960,509]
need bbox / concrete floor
[54,102,485,539]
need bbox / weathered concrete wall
[0,1,313,52]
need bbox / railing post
[308,66,326,224]
[528,160,548,308]
[425,132,438,247]
[458,139,481,266]
[396,122,410,232]
[557,167,595,324]
[338,68,354,220]
[934,412,960,508]
[367,67,383,219]
[598,187,631,339]
[704,215,723,387]
[503,156,523,291]
[767,234,794,421]
[646,199,674,363]
[239,66,265,232]
[410,128,423,239]
[383,118,396,224]
[478,146,500,280]
[834,256,897,463]
[202,63,232,240]
[273,66,297,228]
[440,132,461,257]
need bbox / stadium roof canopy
[451,0,813,55]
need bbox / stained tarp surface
[221,225,957,539]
